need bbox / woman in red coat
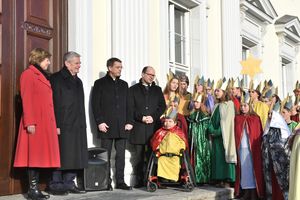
[14,48,60,200]
[234,92,265,200]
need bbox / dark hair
[272,94,281,104]
[215,89,231,103]
[142,66,151,73]
[106,57,122,68]
[179,75,189,86]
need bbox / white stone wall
[68,0,300,186]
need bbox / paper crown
[227,78,234,89]
[272,101,281,112]
[249,80,261,93]
[241,91,251,104]
[294,80,300,91]
[295,95,300,106]
[262,88,273,99]
[233,77,243,88]
[215,77,227,90]
[167,70,175,82]
[261,80,273,97]
[281,95,293,111]
[206,78,214,89]
[193,93,204,102]
[164,107,178,121]
[194,75,205,86]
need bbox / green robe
[188,110,211,183]
[288,120,298,132]
[207,105,235,182]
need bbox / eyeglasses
[249,90,256,93]
[145,73,155,77]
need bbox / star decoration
[240,54,262,79]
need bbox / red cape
[150,125,188,151]
[231,96,240,113]
[234,114,265,198]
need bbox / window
[169,2,190,77]
[281,58,294,96]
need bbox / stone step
[0,186,234,200]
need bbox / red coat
[14,66,60,168]
[234,114,265,198]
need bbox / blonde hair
[28,48,51,65]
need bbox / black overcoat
[50,67,88,170]
[91,74,129,139]
[128,80,166,144]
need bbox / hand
[125,124,133,131]
[146,116,153,124]
[27,125,36,134]
[142,116,153,124]
[98,123,109,133]
[57,128,61,135]
[142,116,147,123]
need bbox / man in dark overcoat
[127,66,166,188]
[48,51,88,194]
[91,57,133,190]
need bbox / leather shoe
[115,183,132,190]
[68,186,86,194]
[133,183,144,188]
[107,184,113,191]
[47,189,69,196]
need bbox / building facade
[0,0,300,195]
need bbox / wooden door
[0,0,67,195]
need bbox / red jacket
[234,114,265,198]
[14,66,60,168]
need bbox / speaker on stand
[84,147,109,191]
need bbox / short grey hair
[63,51,81,62]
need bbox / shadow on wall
[88,71,107,147]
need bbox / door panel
[0,0,67,195]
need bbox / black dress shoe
[47,188,69,196]
[115,183,132,190]
[107,184,113,191]
[68,186,86,194]
[133,183,144,188]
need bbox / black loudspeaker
[84,147,109,191]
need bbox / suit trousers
[133,144,152,184]
[49,170,77,190]
[101,138,126,185]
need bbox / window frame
[168,1,191,77]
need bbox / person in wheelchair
[148,107,194,190]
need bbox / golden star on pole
[240,54,262,79]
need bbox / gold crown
[215,77,227,90]
[167,70,175,82]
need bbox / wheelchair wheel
[183,182,194,192]
[183,151,196,186]
[147,181,158,192]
